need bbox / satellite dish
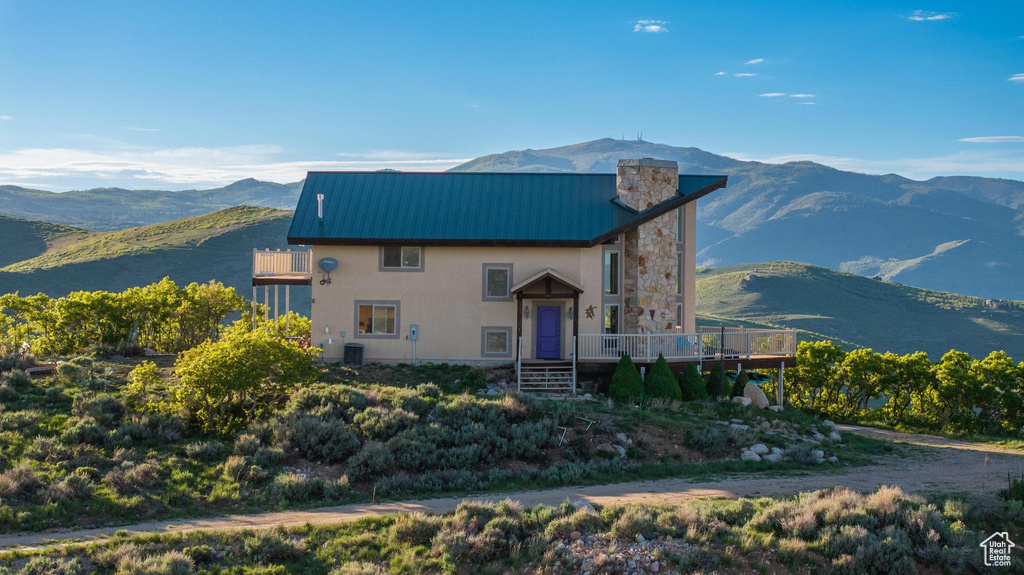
[318,257,338,273]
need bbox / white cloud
[798,102,818,105]
[790,93,815,98]
[714,71,726,76]
[959,136,1024,143]
[1009,74,1024,83]
[759,92,786,97]
[744,58,764,65]
[906,10,956,21]
[723,149,1024,179]
[734,73,757,78]
[633,20,668,33]
[0,116,11,121]
[0,145,472,189]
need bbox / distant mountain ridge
[2,138,1023,299]
[452,139,1024,300]
[0,178,302,231]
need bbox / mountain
[453,139,1024,300]
[0,215,93,268]
[0,207,307,311]
[0,179,303,231]
[695,261,1024,360]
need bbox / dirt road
[2,424,1020,551]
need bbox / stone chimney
[617,159,679,334]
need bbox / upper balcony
[252,249,313,286]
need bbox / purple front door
[536,306,561,359]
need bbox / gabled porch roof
[511,268,585,297]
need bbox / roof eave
[588,176,728,245]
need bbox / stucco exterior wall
[309,245,604,363]
[679,202,697,333]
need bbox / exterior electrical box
[410,324,419,341]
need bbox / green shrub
[0,383,18,403]
[389,512,439,545]
[706,363,728,398]
[678,363,707,401]
[43,471,94,504]
[288,416,361,464]
[3,369,30,387]
[234,434,261,456]
[0,462,41,500]
[113,551,194,575]
[184,441,227,462]
[17,557,84,575]
[644,355,681,401]
[352,407,418,441]
[243,527,303,563]
[608,355,643,403]
[126,361,160,396]
[346,441,394,480]
[610,506,657,540]
[72,393,125,425]
[731,370,749,398]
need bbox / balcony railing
[253,249,313,279]
[577,327,797,363]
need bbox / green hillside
[696,261,1024,359]
[0,207,308,311]
[0,215,93,268]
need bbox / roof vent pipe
[316,193,325,223]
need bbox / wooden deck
[252,249,313,285]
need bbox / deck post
[777,362,785,406]
[274,285,279,322]
[252,286,257,331]
[285,285,290,336]
[515,294,523,362]
[264,285,269,327]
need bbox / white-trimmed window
[604,251,619,295]
[481,326,512,357]
[482,264,513,301]
[676,252,683,294]
[604,304,620,334]
[380,246,423,271]
[356,301,399,338]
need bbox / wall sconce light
[523,306,530,319]
[568,307,575,320]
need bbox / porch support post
[285,285,290,337]
[516,293,523,361]
[264,285,270,327]
[777,362,785,407]
[274,285,279,322]
[572,292,579,337]
[252,286,257,331]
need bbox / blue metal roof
[287,172,727,246]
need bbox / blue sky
[0,0,1022,190]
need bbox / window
[676,252,683,294]
[355,301,399,338]
[676,207,684,239]
[482,264,512,301]
[676,303,683,331]
[481,326,512,357]
[380,246,423,271]
[604,304,619,334]
[604,251,619,295]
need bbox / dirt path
[3,424,1021,551]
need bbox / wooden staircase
[517,361,575,393]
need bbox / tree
[787,340,845,410]
[706,363,728,398]
[608,354,644,403]
[731,369,749,398]
[645,354,681,400]
[678,363,707,401]
[173,330,320,435]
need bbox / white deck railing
[253,249,313,278]
[577,328,796,362]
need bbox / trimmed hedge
[706,363,729,398]
[679,363,707,401]
[645,354,681,401]
[731,370,749,398]
[609,355,644,403]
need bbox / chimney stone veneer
[617,158,679,333]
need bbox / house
[253,158,796,392]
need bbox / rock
[635,534,645,543]
[730,418,745,424]
[650,560,660,572]
[770,447,784,454]
[582,393,593,399]
[829,431,842,442]
[596,443,617,454]
[816,458,826,464]
[822,419,835,428]
[827,456,839,463]
[614,445,627,457]
[487,388,499,396]
[743,382,770,409]
[731,396,752,406]
[811,449,825,459]
[569,530,582,541]
[767,405,784,412]
[615,432,632,445]
[741,450,762,462]
[729,423,750,430]
[572,499,597,514]
[763,453,783,462]
[750,443,770,455]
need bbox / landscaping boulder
[729,423,750,431]
[731,396,752,406]
[811,449,825,460]
[750,444,770,455]
[763,453,783,463]
[740,450,762,462]
[828,430,842,442]
[767,405,784,412]
[743,382,770,409]
[572,500,597,514]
